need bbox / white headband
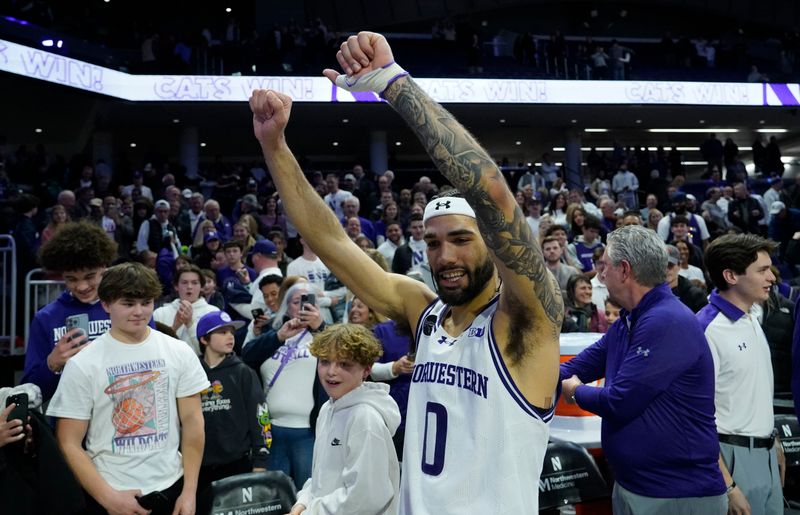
[423,197,476,223]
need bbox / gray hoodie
[295,382,400,514]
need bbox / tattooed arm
[325,33,561,405]
[384,79,563,333]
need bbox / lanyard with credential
[268,329,309,388]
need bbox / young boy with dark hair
[290,324,400,515]
[604,297,622,326]
[217,241,256,288]
[200,268,226,310]
[567,215,604,275]
[47,262,209,515]
[23,221,119,401]
[195,311,269,496]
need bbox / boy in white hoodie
[154,265,220,354]
[290,324,400,515]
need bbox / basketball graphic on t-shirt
[113,397,146,434]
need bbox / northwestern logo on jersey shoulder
[411,361,488,399]
[467,327,485,338]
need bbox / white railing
[0,235,16,355]
[24,268,65,354]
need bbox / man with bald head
[194,199,232,242]
[54,189,77,219]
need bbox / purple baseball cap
[196,311,245,341]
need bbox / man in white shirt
[121,170,154,202]
[762,178,783,221]
[526,197,542,239]
[657,192,711,249]
[589,247,608,310]
[136,199,181,255]
[323,173,353,220]
[248,240,283,308]
[187,193,205,236]
[390,214,428,275]
[287,236,339,322]
[376,221,404,268]
[612,162,640,209]
[154,265,220,354]
[697,234,785,515]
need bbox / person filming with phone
[240,282,328,490]
[22,221,119,402]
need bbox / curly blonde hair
[309,324,383,367]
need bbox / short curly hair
[39,221,117,272]
[309,324,383,367]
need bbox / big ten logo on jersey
[467,327,485,338]
[53,319,111,343]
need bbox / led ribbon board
[1,38,798,106]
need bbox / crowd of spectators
[1,32,799,512]
[4,125,797,509]
[3,128,798,391]
[4,2,799,81]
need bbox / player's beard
[435,254,495,306]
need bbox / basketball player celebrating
[48,262,209,515]
[249,31,562,513]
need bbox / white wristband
[334,61,409,96]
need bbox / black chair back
[203,471,297,515]
[539,440,610,510]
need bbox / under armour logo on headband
[423,196,476,223]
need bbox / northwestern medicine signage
[2,38,799,106]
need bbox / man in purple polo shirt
[561,225,726,514]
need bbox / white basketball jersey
[399,296,553,514]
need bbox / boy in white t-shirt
[290,324,400,515]
[48,262,210,515]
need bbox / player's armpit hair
[385,78,563,328]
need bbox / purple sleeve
[21,314,60,401]
[575,315,701,424]
[560,334,608,383]
[792,296,800,420]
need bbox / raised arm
[324,33,563,341]
[248,90,433,325]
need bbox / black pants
[83,477,183,515]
